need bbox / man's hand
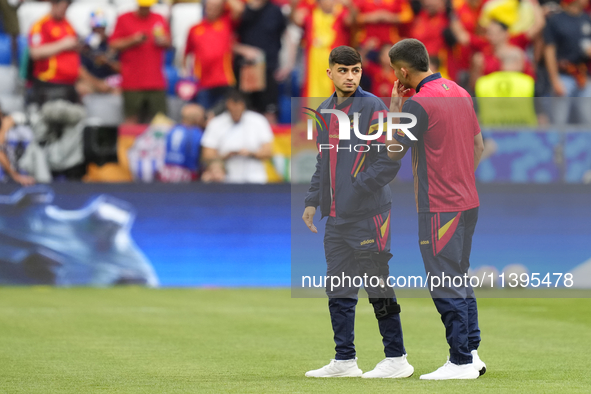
[387,81,411,161]
[243,46,264,62]
[302,206,318,233]
[360,11,389,24]
[552,79,566,97]
[274,67,292,82]
[154,33,171,48]
[364,37,380,52]
[390,80,410,112]
[224,150,251,160]
[134,32,147,44]
[94,54,109,66]
[223,151,238,160]
[381,12,400,24]
[109,32,147,52]
[0,115,15,132]
[56,36,79,52]
[13,174,36,186]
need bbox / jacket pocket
[339,177,369,218]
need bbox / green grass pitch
[0,288,590,393]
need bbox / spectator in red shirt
[410,0,449,58]
[184,0,244,110]
[470,20,534,89]
[109,0,171,124]
[444,0,486,86]
[479,0,545,52]
[354,0,414,47]
[28,0,81,105]
[291,0,316,20]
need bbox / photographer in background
[18,100,86,183]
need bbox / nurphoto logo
[302,107,418,153]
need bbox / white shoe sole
[362,365,414,379]
[305,369,363,378]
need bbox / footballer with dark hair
[387,38,486,380]
[302,46,413,379]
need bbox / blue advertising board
[0,183,589,287]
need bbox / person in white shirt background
[200,89,274,184]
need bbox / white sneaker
[471,350,486,376]
[419,358,479,380]
[305,358,363,378]
[362,354,414,378]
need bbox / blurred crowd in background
[0,0,590,184]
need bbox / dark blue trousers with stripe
[418,207,481,365]
[324,211,405,360]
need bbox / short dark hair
[225,88,246,103]
[329,46,362,67]
[388,39,430,72]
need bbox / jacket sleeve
[304,124,322,208]
[352,102,401,194]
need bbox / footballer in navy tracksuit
[304,85,406,361]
